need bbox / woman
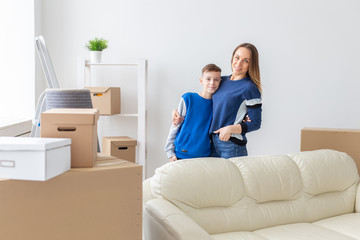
[210,43,262,158]
[173,43,262,158]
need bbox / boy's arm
[164,98,187,158]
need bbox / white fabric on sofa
[143,150,360,240]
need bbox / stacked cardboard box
[41,108,99,168]
[102,136,137,163]
[301,127,360,174]
[86,87,121,115]
[0,157,142,240]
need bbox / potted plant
[85,37,108,63]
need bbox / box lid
[302,127,360,133]
[0,137,71,151]
[86,87,111,94]
[70,155,141,172]
[42,108,99,125]
[104,136,137,146]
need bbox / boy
[164,64,222,161]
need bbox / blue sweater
[165,92,213,159]
[209,75,262,145]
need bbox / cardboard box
[0,137,71,181]
[102,136,137,163]
[86,87,121,115]
[301,128,360,174]
[0,157,142,240]
[41,108,99,168]
[96,152,128,163]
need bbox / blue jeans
[210,134,248,159]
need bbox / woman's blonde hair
[231,43,262,94]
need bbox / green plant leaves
[85,38,108,51]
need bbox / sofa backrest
[288,150,359,222]
[149,150,359,234]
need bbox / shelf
[102,113,138,117]
[85,62,138,67]
[77,57,148,179]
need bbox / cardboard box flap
[42,108,99,125]
[112,141,137,147]
[96,153,120,161]
[86,87,111,94]
[105,136,137,147]
[0,137,71,151]
[71,158,140,172]
[302,127,360,133]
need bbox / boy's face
[200,71,221,94]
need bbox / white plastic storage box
[0,137,71,181]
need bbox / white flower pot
[89,51,102,63]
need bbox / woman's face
[232,47,251,79]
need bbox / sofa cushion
[290,150,358,195]
[211,231,268,240]
[290,150,359,221]
[212,217,360,240]
[150,158,245,208]
[254,223,356,240]
[230,155,302,203]
[314,213,360,239]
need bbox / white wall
[0,0,35,125]
[39,0,360,178]
[35,0,46,104]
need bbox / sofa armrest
[143,177,153,205]
[144,199,212,240]
[356,181,360,213]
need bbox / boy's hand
[243,115,252,122]
[169,156,178,162]
[172,109,184,126]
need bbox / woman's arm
[214,104,262,141]
[241,104,262,133]
[237,86,262,135]
[213,125,241,141]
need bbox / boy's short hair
[202,64,222,75]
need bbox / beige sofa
[143,149,360,240]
